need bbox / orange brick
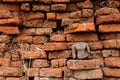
[50,34,65,41]
[36,28,52,35]
[103,68,120,77]
[67,4,79,12]
[64,23,95,34]
[0,59,10,67]
[0,77,5,80]
[34,77,39,80]
[43,43,67,51]
[67,59,102,70]
[82,9,93,18]
[33,36,48,44]
[49,50,71,59]
[0,43,6,52]
[40,68,62,77]
[32,59,48,68]
[47,13,56,20]
[11,61,23,68]
[69,11,81,19]
[0,10,13,19]
[108,0,120,8]
[66,33,98,41]
[0,27,19,35]
[51,4,67,12]
[0,67,22,77]
[13,35,33,43]
[52,0,70,3]
[6,77,21,80]
[102,50,120,57]
[12,51,20,61]
[21,51,47,59]
[2,0,34,2]
[27,68,39,77]
[35,0,51,4]
[51,59,66,67]
[99,24,120,33]
[0,35,9,43]
[21,3,30,11]
[56,13,69,20]
[22,28,36,36]
[42,20,57,28]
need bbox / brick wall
[0,0,120,80]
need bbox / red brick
[52,0,70,3]
[96,14,120,25]
[42,20,57,28]
[64,22,95,34]
[35,0,51,4]
[13,35,33,43]
[51,59,66,67]
[27,68,39,77]
[0,67,22,76]
[67,4,79,12]
[0,35,9,43]
[49,50,71,59]
[102,50,120,57]
[102,39,120,49]
[82,9,93,18]
[21,3,30,11]
[47,13,56,20]
[108,0,120,8]
[88,41,103,50]
[0,3,20,11]
[67,59,102,70]
[2,0,34,2]
[33,36,48,44]
[0,59,10,67]
[103,68,120,77]
[69,11,81,19]
[43,43,67,51]
[50,34,65,41]
[51,4,67,12]
[22,28,36,35]
[32,59,48,68]
[0,10,13,19]
[73,69,103,79]
[0,27,19,35]
[21,51,47,59]
[11,61,23,68]
[105,57,120,67]
[95,7,119,16]
[66,33,98,41]
[36,28,52,35]
[99,24,120,33]
[32,4,50,12]
[40,68,62,77]
[56,13,69,20]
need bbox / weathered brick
[51,4,67,12]
[34,77,39,80]
[32,4,50,12]
[64,22,95,34]
[13,35,33,43]
[64,67,72,77]
[2,0,34,2]
[49,50,71,59]
[56,13,69,20]
[51,59,66,67]
[42,20,57,28]
[95,7,119,16]
[69,11,81,19]
[30,44,43,51]
[96,14,120,25]
[40,68,62,77]
[35,0,51,4]
[105,57,120,67]
[67,59,102,70]
[0,35,9,43]
[0,27,19,35]
[43,43,67,51]
[11,61,23,68]
[70,0,80,2]
[32,59,48,68]
[27,68,39,77]
[21,3,30,11]
[0,67,22,76]
[66,33,98,41]
[0,77,5,80]
[108,0,120,8]
[102,50,120,57]
[6,77,21,80]
[33,36,48,44]
[100,33,120,40]
[99,24,120,33]
[102,39,120,49]
[82,9,94,18]
[0,59,10,67]
[21,51,47,59]
[12,51,20,61]
[88,41,103,50]
[0,43,6,52]
[36,28,52,35]
[22,28,36,35]
[73,69,103,79]
[47,13,56,20]
[89,50,102,59]
[0,10,13,19]
[40,78,62,80]
[50,34,65,41]
[67,4,79,12]
[103,68,120,77]
[52,0,70,3]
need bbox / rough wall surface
[0,0,120,80]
